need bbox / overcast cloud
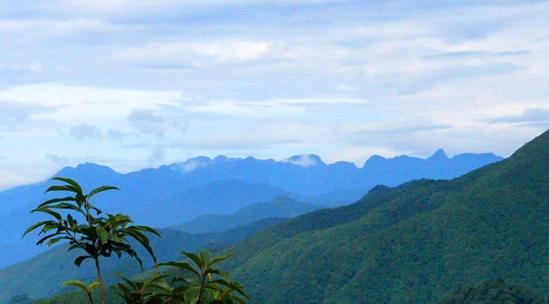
[0,0,548,188]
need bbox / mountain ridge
[0,149,503,268]
[171,196,318,234]
[222,129,549,303]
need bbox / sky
[1,0,549,189]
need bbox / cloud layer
[0,0,548,188]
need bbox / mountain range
[17,130,549,304]
[0,150,502,268]
[171,196,317,234]
[221,130,549,303]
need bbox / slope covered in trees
[442,279,543,304]
[223,130,549,303]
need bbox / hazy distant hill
[0,176,288,268]
[221,130,548,303]
[0,150,502,268]
[172,196,318,234]
[164,150,502,195]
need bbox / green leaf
[22,220,53,237]
[232,295,248,304]
[45,185,79,194]
[125,248,144,269]
[86,185,119,200]
[47,202,85,215]
[125,227,158,263]
[47,236,67,246]
[88,281,101,291]
[52,177,83,193]
[36,233,60,245]
[183,251,205,270]
[37,196,76,208]
[157,261,200,276]
[64,280,89,292]
[97,226,109,245]
[133,225,161,237]
[209,252,233,267]
[210,279,247,297]
[74,255,91,267]
[31,207,62,220]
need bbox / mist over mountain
[162,150,502,195]
[0,150,502,268]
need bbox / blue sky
[1,0,548,188]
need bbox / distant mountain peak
[368,184,391,195]
[58,162,116,176]
[363,154,386,166]
[429,148,448,160]
[286,154,325,167]
[169,155,241,173]
[214,155,230,162]
[75,162,110,170]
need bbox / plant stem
[87,291,94,304]
[94,257,106,304]
[197,271,207,304]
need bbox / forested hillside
[223,130,549,303]
[20,131,549,303]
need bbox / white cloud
[12,64,44,73]
[187,97,367,117]
[285,154,323,167]
[113,40,271,67]
[0,19,114,35]
[0,84,183,124]
[59,0,341,15]
[178,158,212,173]
[0,1,548,189]
[45,153,69,166]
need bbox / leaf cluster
[118,250,247,304]
[442,279,544,304]
[23,177,160,269]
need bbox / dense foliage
[221,130,549,303]
[442,279,544,303]
[8,294,32,304]
[23,178,160,304]
[19,178,248,304]
[118,251,246,303]
[36,250,248,304]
